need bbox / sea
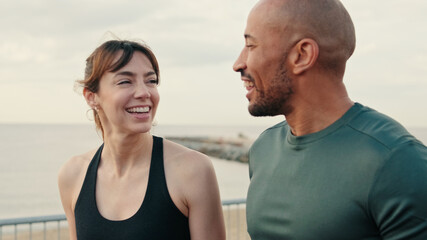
[0,124,426,219]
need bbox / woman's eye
[147,79,159,85]
[118,79,131,85]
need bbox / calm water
[0,124,261,219]
[0,124,426,219]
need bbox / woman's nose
[134,83,151,99]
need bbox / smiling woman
[76,40,161,138]
[57,39,226,240]
[84,50,160,137]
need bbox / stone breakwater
[166,135,253,163]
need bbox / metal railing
[222,198,250,240]
[0,199,247,240]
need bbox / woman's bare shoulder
[163,138,212,167]
[163,138,221,213]
[58,149,97,190]
[163,139,217,189]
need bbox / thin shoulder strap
[74,144,104,214]
[146,136,169,198]
[87,144,104,190]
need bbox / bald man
[233,0,427,239]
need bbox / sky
[0,0,426,127]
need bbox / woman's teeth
[126,107,149,113]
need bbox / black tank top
[74,136,191,240]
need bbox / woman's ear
[83,88,97,109]
[288,38,319,75]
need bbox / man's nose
[233,49,247,72]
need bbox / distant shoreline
[167,136,253,163]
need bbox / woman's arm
[183,152,226,240]
[58,155,90,240]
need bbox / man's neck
[285,98,354,136]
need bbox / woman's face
[93,51,160,136]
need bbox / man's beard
[248,59,294,117]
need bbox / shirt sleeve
[368,141,427,240]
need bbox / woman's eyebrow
[114,71,156,78]
[114,71,135,77]
[144,71,157,78]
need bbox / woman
[58,40,225,240]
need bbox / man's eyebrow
[244,34,255,40]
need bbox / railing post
[237,207,240,240]
[57,221,60,240]
[227,205,231,240]
[43,222,46,240]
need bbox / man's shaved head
[253,0,356,73]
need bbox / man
[233,0,427,239]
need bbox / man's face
[233,1,294,117]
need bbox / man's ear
[288,38,319,75]
[83,88,97,109]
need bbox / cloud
[0,0,425,127]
